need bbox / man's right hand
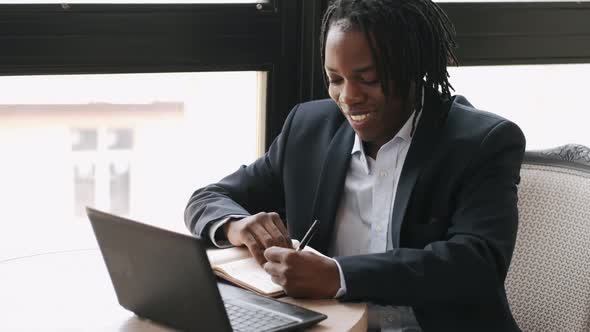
[223,212,291,266]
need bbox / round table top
[0,249,366,332]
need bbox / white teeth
[350,113,370,121]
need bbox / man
[185,0,525,331]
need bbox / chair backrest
[506,144,590,331]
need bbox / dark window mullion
[0,3,281,75]
[441,2,590,66]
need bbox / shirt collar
[351,132,364,156]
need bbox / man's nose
[339,81,364,105]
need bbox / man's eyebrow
[325,65,375,74]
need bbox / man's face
[324,25,412,154]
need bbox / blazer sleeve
[184,105,299,242]
[335,120,526,306]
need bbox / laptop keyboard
[224,301,298,332]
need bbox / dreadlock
[320,0,458,134]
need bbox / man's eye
[328,78,342,84]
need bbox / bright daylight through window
[0,72,266,262]
[449,63,590,150]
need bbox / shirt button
[379,170,388,177]
[375,224,382,232]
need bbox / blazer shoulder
[288,98,345,132]
[295,98,341,118]
[441,95,525,156]
[447,95,523,137]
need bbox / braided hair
[320,0,458,130]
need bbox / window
[72,127,134,218]
[438,1,590,147]
[2,0,587,264]
[449,64,590,149]
[0,72,266,261]
[0,0,309,262]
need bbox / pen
[297,219,320,251]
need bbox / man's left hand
[263,247,340,299]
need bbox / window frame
[1,1,589,148]
[442,2,590,66]
[0,0,299,148]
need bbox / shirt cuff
[331,257,347,298]
[208,215,247,248]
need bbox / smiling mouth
[349,113,372,121]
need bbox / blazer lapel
[388,91,448,249]
[310,121,355,254]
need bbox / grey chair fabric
[505,144,590,332]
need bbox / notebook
[86,207,327,332]
[207,239,325,297]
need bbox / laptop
[86,207,327,332]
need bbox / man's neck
[363,109,414,159]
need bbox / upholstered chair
[505,144,590,331]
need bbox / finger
[269,212,291,247]
[262,218,289,249]
[270,274,286,287]
[264,246,289,263]
[242,232,266,265]
[249,221,277,249]
[263,261,281,277]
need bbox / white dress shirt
[329,109,422,332]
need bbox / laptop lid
[86,208,327,332]
[87,207,232,332]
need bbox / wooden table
[0,249,367,331]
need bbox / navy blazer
[185,88,525,332]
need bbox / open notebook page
[206,239,302,266]
[207,245,251,266]
[215,257,283,295]
[207,240,326,297]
